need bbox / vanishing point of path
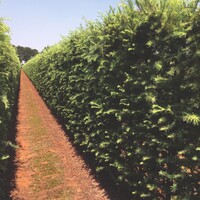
[10,70,108,200]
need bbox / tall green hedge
[0,19,20,197]
[23,0,200,198]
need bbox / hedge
[23,0,200,199]
[0,19,20,197]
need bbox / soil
[9,70,108,200]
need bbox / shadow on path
[50,109,133,200]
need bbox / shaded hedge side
[0,19,20,197]
[23,1,200,199]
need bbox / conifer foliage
[0,19,20,197]
[23,0,200,198]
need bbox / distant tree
[14,45,38,63]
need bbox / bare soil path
[10,70,108,200]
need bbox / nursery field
[1,0,200,199]
[9,70,107,200]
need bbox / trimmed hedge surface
[0,19,20,197]
[24,1,200,199]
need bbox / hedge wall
[0,19,20,197]
[23,0,200,199]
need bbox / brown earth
[10,70,108,200]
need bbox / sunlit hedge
[23,0,200,198]
[0,19,20,197]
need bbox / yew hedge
[0,19,20,197]
[23,0,200,199]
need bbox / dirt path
[10,70,108,200]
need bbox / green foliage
[14,45,38,63]
[23,0,200,198]
[0,18,20,198]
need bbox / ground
[10,70,108,200]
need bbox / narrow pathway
[10,70,108,200]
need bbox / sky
[0,0,122,51]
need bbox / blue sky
[0,0,122,51]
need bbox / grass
[25,96,74,199]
